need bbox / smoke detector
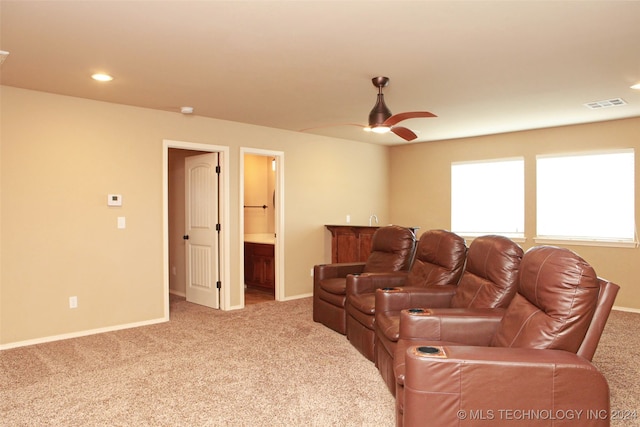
[180,106,194,114]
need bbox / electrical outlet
[310,268,314,277]
[69,296,78,309]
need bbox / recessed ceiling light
[91,73,113,82]
[0,51,9,66]
[631,83,640,90]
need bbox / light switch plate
[108,194,123,206]
[117,216,126,229]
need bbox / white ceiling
[2,0,639,145]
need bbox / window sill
[533,237,639,249]
[458,234,526,244]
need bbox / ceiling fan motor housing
[369,94,392,126]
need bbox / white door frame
[240,147,285,304]
[163,139,231,318]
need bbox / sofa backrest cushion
[404,229,467,288]
[490,245,600,353]
[450,235,523,309]
[363,225,417,273]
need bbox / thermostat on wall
[107,194,123,206]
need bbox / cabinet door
[335,231,359,263]
[327,226,379,263]
[244,243,254,282]
[244,242,275,290]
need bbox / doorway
[163,140,231,318]
[240,148,284,306]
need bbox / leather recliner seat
[375,234,523,394]
[313,225,417,335]
[344,229,467,362]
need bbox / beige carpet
[0,297,638,426]
[0,297,394,426]
[591,309,640,426]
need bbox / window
[536,149,636,246]
[451,158,525,238]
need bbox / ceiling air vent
[584,98,627,109]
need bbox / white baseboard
[281,292,312,301]
[0,316,168,351]
[613,305,640,314]
[3,300,635,351]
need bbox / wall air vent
[584,98,627,109]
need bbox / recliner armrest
[313,263,366,282]
[374,286,458,313]
[403,345,610,427]
[399,307,505,345]
[345,271,409,295]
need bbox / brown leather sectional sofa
[313,228,620,427]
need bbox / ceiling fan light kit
[370,126,391,134]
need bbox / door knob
[183,235,189,240]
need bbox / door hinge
[215,165,221,174]
[216,281,222,289]
[215,223,221,232]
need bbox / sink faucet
[369,214,379,226]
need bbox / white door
[184,152,220,309]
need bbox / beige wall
[0,86,390,346]
[388,117,640,309]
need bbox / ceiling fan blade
[384,111,437,127]
[391,126,418,141]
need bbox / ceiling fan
[300,76,436,141]
[363,76,437,141]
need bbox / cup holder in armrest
[414,345,447,358]
[381,287,398,291]
[408,308,425,314]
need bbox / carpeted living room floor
[0,296,638,426]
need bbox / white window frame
[535,149,637,248]
[451,157,525,240]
